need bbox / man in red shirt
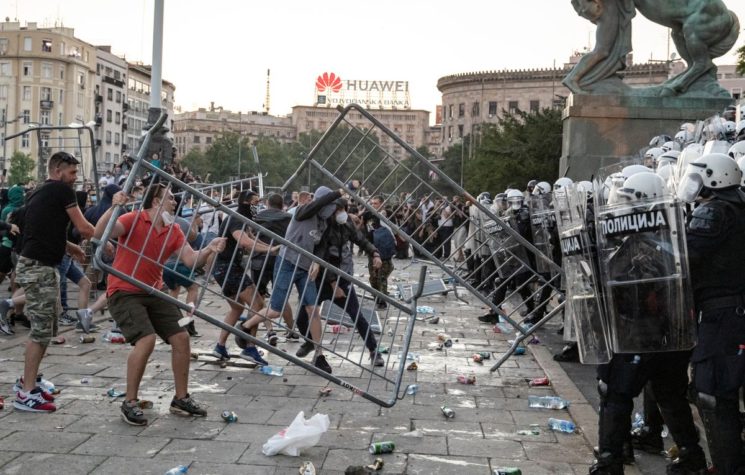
[94,183,225,425]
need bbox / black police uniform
[489,204,535,315]
[687,189,745,475]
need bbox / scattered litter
[221,410,238,423]
[319,386,333,396]
[667,445,679,459]
[330,324,351,334]
[51,336,65,345]
[401,429,422,437]
[190,352,199,360]
[493,467,522,474]
[528,335,540,345]
[493,323,512,334]
[528,377,550,387]
[262,411,330,456]
[55,425,64,430]
[441,405,455,418]
[427,317,440,324]
[299,461,316,475]
[283,378,288,383]
[226,376,233,381]
[397,351,420,362]
[437,333,452,347]
[138,400,154,409]
[0,396,3,410]
[416,306,435,314]
[369,441,395,454]
[517,425,541,435]
[366,458,384,471]
[405,384,419,395]
[107,388,126,398]
[80,378,90,384]
[528,395,569,409]
[260,365,285,377]
[514,347,526,356]
[164,465,190,475]
[406,361,418,371]
[79,335,95,344]
[547,417,576,433]
[377,346,389,354]
[456,374,476,385]
[102,331,125,344]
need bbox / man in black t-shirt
[14,152,95,413]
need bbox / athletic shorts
[108,291,185,345]
[15,256,60,346]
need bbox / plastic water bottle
[406,384,419,395]
[259,365,284,377]
[548,418,576,433]
[494,322,513,334]
[164,465,189,475]
[632,412,645,431]
[528,395,569,409]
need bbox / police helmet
[617,172,667,202]
[532,181,552,196]
[677,153,742,203]
[506,189,524,210]
[730,142,745,161]
[553,177,573,191]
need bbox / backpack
[372,226,396,260]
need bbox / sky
[8,0,745,118]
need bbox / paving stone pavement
[0,257,597,474]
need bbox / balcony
[102,76,125,88]
[95,94,103,103]
[122,103,129,112]
[40,100,54,109]
[122,123,128,131]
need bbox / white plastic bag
[262,411,330,456]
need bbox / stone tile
[214,422,286,445]
[138,416,224,440]
[0,412,83,432]
[337,414,411,433]
[226,383,294,397]
[523,440,595,464]
[317,429,374,450]
[89,456,187,474]
[159,438,249,463]
[63,415,149,436]
[412,419,484,438]
[447,437,525,459]
[372,432,448,455]
[0,451,20,466]
[1,431,90,453]
[407,453,492,474]
[322,449,406,474]
[490,457,576,475]
[510,409,572,426]
[237,445,328,468]
[73,434,170,458]
[191,461,276,475]
[50,373,121,389]
[481,422,558,443]
[0,453,106,474]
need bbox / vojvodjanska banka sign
[315,72,411,110]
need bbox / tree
[8,151,35,186]
[737,43,745,77]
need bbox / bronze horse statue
[565,0,740,97]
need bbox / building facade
[94,46,127,174]
[0,20,97,178]
[172,105,295,157]
[125,62,176,161]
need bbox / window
[115,112,121,124]
[0,63,10,77]
[41,87,51,100]
[114,153,119,162]
[509,101,519,113]
[77,92,83,108]
[448,105,453,120]
[40,110,50,125]
[22,86,31,101]
[22,110,30,124]
[733,88,742,100]
[205,136,212,144]
[23,62,32,77]
[471,102,480,117]
[488,101,497,116]
[105,131,112,144]
[0,85,7,100]
[59,41,65,55]
[106,110,112,122]
[77,72,85,86]
[58,89,63,103]
[42,39,52,52]
[58,112,63,126]
[105,152,111,162]
[107,88,113,100]
[114,133,120,145]
[458,103,465,118]
[447,126,452,140]
[114,70,121,80]
[59,66,64,80]
[193,136,200,144]
[115,91,121,103]
[21,134,29,148]
[458,124,464,137]
[0,39,7,55]
[42,63,52,79]
[530,100,540,112]
[23,37,32,51]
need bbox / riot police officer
[591,172,707,475]
[679,153,745,474]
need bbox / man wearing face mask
[93,184,226,426]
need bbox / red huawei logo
[316,72,342,93]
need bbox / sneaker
[477,313,500,324]
[211,343,230,361]
[186,321,200,338]
[58,312,78,327]
[75,309,92,333]
[170,393,207,417]
[295,340,315,358]
[284,331,300,341]
[631,426,664,454]
[370,350,385,367]
[313,354,332,374]
[666,446,707,475]
[265,331,278,347]
[239,347,268,366]
[121,399,147,426]
[14,388,56,413]
[0,300,12,335]
[13,375,57,400]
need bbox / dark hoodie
[250,206,292,271]
[1,185,24,222]
[84,184,121,225]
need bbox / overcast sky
[8,0,745,117]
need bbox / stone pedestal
[559,94,733,181]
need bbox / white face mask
[161,211,175,225]
[335,211,348,224]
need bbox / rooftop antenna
[263,69,271,115]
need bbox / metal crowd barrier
[94,112,424,407]
[281,104,565,371]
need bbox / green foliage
[8,151,35,186]
[737,43,745,77]
[453,108,562,196]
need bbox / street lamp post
[2,109,25,176]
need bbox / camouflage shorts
[15,256,61,345]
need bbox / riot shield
[529,195,556,275]
[485,213,531,280]
[596,196,696,353]
[554,186,611,364]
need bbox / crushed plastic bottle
[107,388,126,398]
[456,373,476,385]
[547,417,576,433]
[259,365,284,377]
[330,324,350,334]
[416,306,435,314]
[493,322,513,334]
[632,412,644,432]
[164,465,189,475]
[103,331,126,344]
[397,351,420,361]
[528,395,569,410]
[406,384,419,395]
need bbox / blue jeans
[269,257,318,313]
[57,254,85,312]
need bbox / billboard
[315,72,411,110]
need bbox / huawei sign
[316,72,342,93]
